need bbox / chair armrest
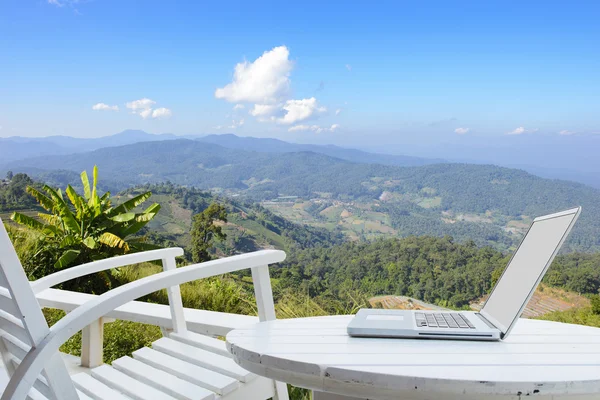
[30,248,184,294]
[3,250,286,400]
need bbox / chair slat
[169,332,231,358]
[0,310,33,345]
[132,347,239,396]
[91,364,179,400]
[72,372,132,400]
[75,390,95,400]
[112,356,216,400]
[0,290,21,318]
[152,338,255,383]
[1,334,29,361]
[26,387,51,400]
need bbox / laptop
[347,207,582,341]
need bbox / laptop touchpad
[366,315,405,321]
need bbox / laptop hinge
[476,313,498,330]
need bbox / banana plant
[11,166,161,291]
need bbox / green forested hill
[273,236,600,309]
[119,183,344,254]
[0,173,40,212]
[4,139,600,251]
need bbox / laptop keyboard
[415,312,475,329]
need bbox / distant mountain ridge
[0,130,179,163]
[195,134,443,166]
[1,130,441,168]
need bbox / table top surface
[226,315,600,399]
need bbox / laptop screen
[481,208,580,333]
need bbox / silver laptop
[347,207,581,341]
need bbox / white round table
[226,315,600,400]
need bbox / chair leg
[81,319,104,368]
[273,381,290,400]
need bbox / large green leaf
[131,212,156,223]
[54,249,80,269]
[25,186,55,212]
[81,170,91,201]
[116,203,161,237]
[65,185,86,217]
[83,237,97,249]
[108,192,152,216]
[11,212,46,231]
[142,203,161,216]
[110,212,136,223]
[43,185,80,233]
[91,165,100,207]
[99,232,129,250]
[37,213,60,226]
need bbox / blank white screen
[482,213,576,331]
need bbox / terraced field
[470,284,589,317]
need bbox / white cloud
[126,98,171,119]
[335,109,342,116]
[345,64,352,71]
[288,124,339,133]
[559,130,576,135]
[249,104,280,117]
[92,103,119,111]
[138,109,152,119]
[233,104,245,110]
[47,0,64,6]
[277,97,326,125]
[126,98,156,112]
[215,46,293,104]
[454,127,470,135]
[152,108,172,119]
[507,126,539,135]
[508,127,526,135]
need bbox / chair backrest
[0,219,78,399]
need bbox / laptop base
[347,309,501,341]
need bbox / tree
[6,171,13,180]
[591,294,600,315]
[11,166,161,293]
[189,203,228,263]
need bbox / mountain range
[4,130,600,188]
[0,130,439,167]
[0,130,179,163]
[2,133,600,252]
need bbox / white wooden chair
[0,219,289,400]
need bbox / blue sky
[1,0,599,147]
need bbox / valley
[262,195,531,247]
